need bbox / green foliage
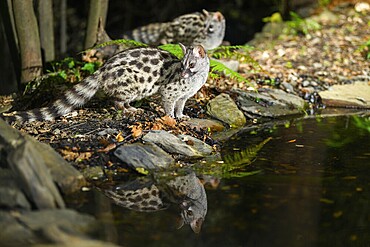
[318,0,331,7]
[222,137,272,169]
[284,11,321,36]
[262,12,283,23]
[90,39,148,50]
[195,137,272,178]
[48,57,101,81]
[352,115,370,133]
[357,39,370,60]
[158,44,185,59]
[209,59,247,83]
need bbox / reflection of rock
[206,93,246,128]
[102,170,207,233]
[234,88,306,119]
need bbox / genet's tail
[2,74,100,123]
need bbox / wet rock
[0,169,31,210]
[114,142,174,170]
[143,130,213,158]
[234,88,306,118]
[206,93,246,128]
[0,209,109,246]
[0,119,86,194]
[7,141,65,209]
[177,134,214,155]
[184,118,225,132]
[319,82,370,109]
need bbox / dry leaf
[115,132,125,142]
[76,152,93,161]
[98,143,117,153]
[161,116,177,127]
[131,125,143,138]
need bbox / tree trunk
[37,0,55,62]
[0,0,20,93]
[84,0,109,49]
[12,0,42,84]
[60,0,67,55]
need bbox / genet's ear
[214,11,223,22]
[179,43,187,55]
[176,216,185,230]
[190,218,204,234]
[202,9,209,16]
[195,45,206,58]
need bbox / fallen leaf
[161,116,177,127]
[131,124,143,138]
[98,143,116,153]
[115,132,124,142]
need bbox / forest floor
[0,2,369,174]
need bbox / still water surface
[73,115,370,247]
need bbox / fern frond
[158,44,184,59]
[210,59,250,84]
[209,45,262,71]
[222,137,272,170]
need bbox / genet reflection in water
[101,170,207,233]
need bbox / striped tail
[123,22,168,45]
[2,74,101,123]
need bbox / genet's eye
[208,24,214,33]
[189,62,195,68]
[187,210,193,216]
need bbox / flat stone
[206,93,246,128]
[234,88,306,118]
[319,82,370,109]
[177,134,214,156]
[114,142,174,170]
[184,118,225,132]
[143,130,213,158]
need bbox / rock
[282,82,295,92]
[114,142,174,170]
[0,119,86,194]
[82,166,105,180]
[214,58,240,72]
[184,118,225,132]
[0,209,110,246]
[7,140,65,209]
[319,82,370,109]
[143,130,213,158]
[234,88,306,118]
[0,169,31,210]
[206,93,246,128]
[177,134,214,155]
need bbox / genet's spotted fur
[2,44,209,123]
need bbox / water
[72,115,370,247]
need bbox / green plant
[357,39,370,60]
[48,57,101,81]
[284,11,321,36]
